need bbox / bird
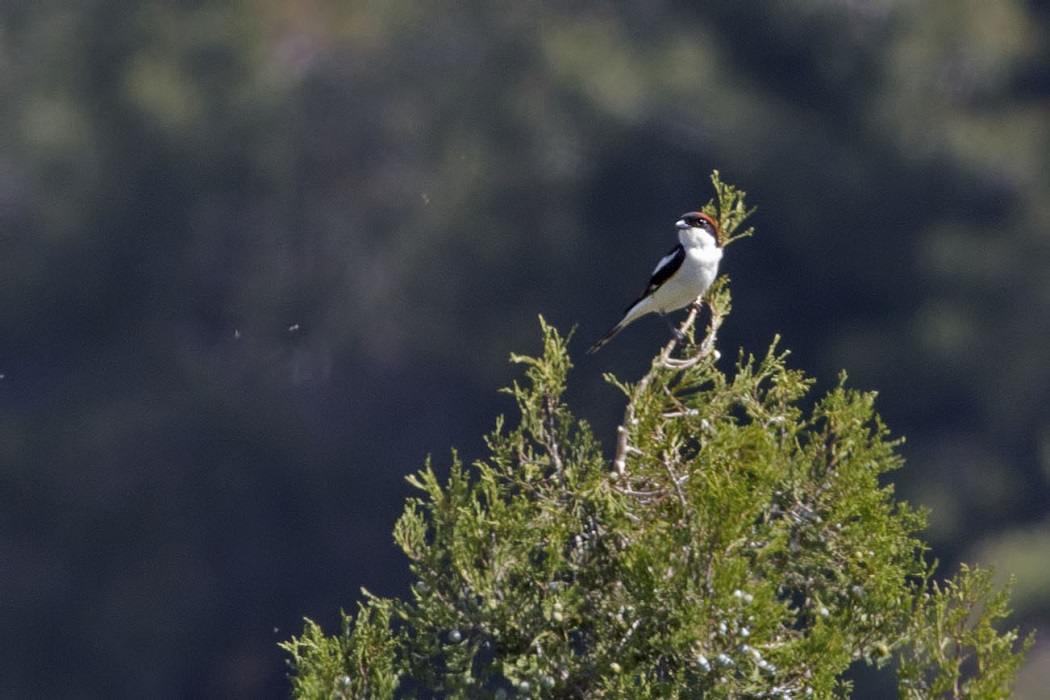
[588,211,722,354]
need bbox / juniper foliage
[281,176,1031,699]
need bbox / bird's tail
[588,297,652,354]
[587,322,626,354]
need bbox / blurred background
[1,1,1048,697]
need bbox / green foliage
[281,598,399,700]
[899,565,1034,699]
[283,180,1030,698]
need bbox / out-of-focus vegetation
[1,1,1047,697]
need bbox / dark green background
[2,2,1048,697]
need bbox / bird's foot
[662,315,685,342]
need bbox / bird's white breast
[649,244,722,313]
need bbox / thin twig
[613,294,722,479]
[544,392,564,481]
[613,425,630,476]
[616,617,643,653]
[615,486,669,498]
[658,303,701,366]
[662,451,688,509]
[660,299,722,369]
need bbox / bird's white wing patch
[643,245,686,297]
[652,250,680,277]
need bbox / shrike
[588,212,722,354]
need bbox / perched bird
[588,211,722,354]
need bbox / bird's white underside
[621,243,722,327]
[588,221,722,354]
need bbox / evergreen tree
[281,176,1031,699]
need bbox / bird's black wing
[590,244,686,354]
[638,244,686,300]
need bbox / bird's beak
[676,220,689,229]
